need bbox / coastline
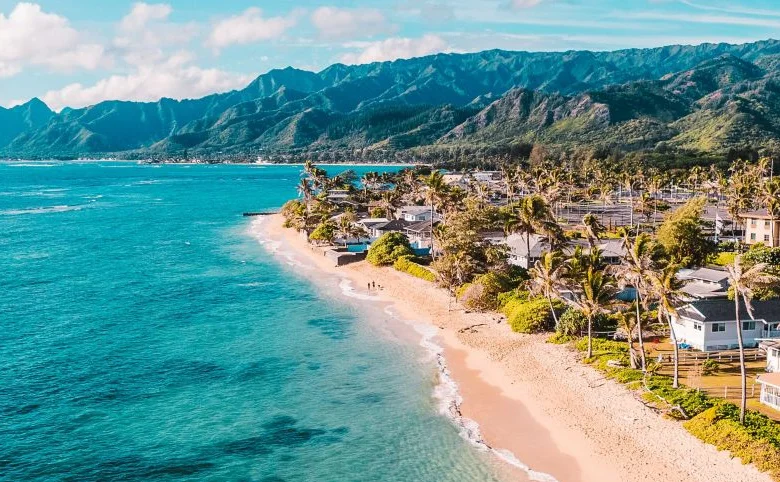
[254,214,772,482]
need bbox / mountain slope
[4,39,780,157]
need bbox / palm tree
[762,177,780,246]
[582,213,605,250]
[424,171,449,257]
[726,255,780,423]
[648,264,684,388]
[297,178,313,203]
[505,195,557,265]
[616,232,665,371]
[529,251,566,329]
[566,266,618,358]
[615,309,639,368]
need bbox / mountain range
[3,39,780,159]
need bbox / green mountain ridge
[3,40,780,159]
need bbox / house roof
[757,372,780,387]
[398,205,431,215]
[405,220,436,233]
[374,219,414,232]
[680,282,728,300]
[740,209,780,220]
[505,234,627,260]
[677,299,780,322]
[679,267,729,284]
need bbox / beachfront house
[757,373,780,411]
[396,205,437,222]
[404,221,436,251]
[505,234,626,269]
[677,267,729,300]
[741,210,780,247]
[762,340,780,373]
[671,299,780,351]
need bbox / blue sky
[1,0,778,110]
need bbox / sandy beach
[257,214,771,482]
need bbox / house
[396,205,437,222]
[505,234,627,269]
[741,210,780,247]
[762,340,780,373]
[368,219,414,239]
[404,220,436,250]
[671,299,780,351]
[756,373,780,411]
[677,267,729,300]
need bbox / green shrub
[502,296,563,334]
[702,359,719,375]
[366,232,414,266]
[393,256,436,282]
[714,252,737,267]
[547,333,576,344]
[685,406,780,479]
[497,289,530,308]
[559,308,612,336]
[459,272,512,311]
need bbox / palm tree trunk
[587,314,593,359]
[735,297,747,424]
[547,294,559,331]
[526,232,531,269]
[663,310,680,388]
[635,291,647,371]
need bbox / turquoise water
[0,162,504,481]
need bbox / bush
[547,332,576,344]
[714,252,737,267]
[702,359,719,375]
[502,296,564,334]
[393,255,436,282]
[685,406,780,479]
[497,289,530,308]
[558,308,613,336]
[459,272,513,311]
[367,232,414,266]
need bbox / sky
[1,0,779,111]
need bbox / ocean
[0,162,505,481]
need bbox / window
[742,321,756,331]
[765,235,771,242]
[712,323,726,333]
[751,233,757,241]
[694,323,702,331]
[751,219,757,227]
[766,221,772,228]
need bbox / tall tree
[649,264,684,388]
[565,265,618,358]
[582,213,606,250]
[529,251,566,330]
[726,255,780,423]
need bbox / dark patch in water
[306,316,351,340]
[306,362,321,371]
[219,436,274,457]
[356,393,383,405]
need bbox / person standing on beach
[372,281,376,289]
[367,282,371,291]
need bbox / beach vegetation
[458,272,514,311]
[502,296,565,334]
[394,256,436,282]
[367,232,414,266]
[309,221,336,245]
[656,197,716,267]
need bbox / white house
[396,206,437,222]
[505,233,626,269]
[671,299,780,351]
[756,373,780,411]
[762,340,780,373]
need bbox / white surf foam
[1,205,83,216]
[409,323,559,482]
[337,278,380,301]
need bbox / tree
[582,213,605,250]
[616,232,666,371]
[657,197,716,267]
[566,267,617,358]
[309,221,336,245]
[529,251,566,330]
[648,264,684,388]
[504,195,558,261]
[726,255,780,423]
[366,232,414,266]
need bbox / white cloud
[340,35,449,64]
[510,0,544,8]
[207,8,297,50]
[119,2,172,31]
[311,7,393,39]
[114,2,198,67]
[0,3,108,76]
[41,52,252,111]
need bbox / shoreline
[254,214,772,482]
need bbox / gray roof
[680,267,729,284]
[678,299,780,322]
[374,219,414,232]
[505,234,627,260]
[680,282,728,300]
[405,220,436,234]
[399,205,431,215]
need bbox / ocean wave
[0,205,83,216]
[247,218,310,269]
[338,278,380,301]
[410,324,558,482]
[5,163,61,168]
